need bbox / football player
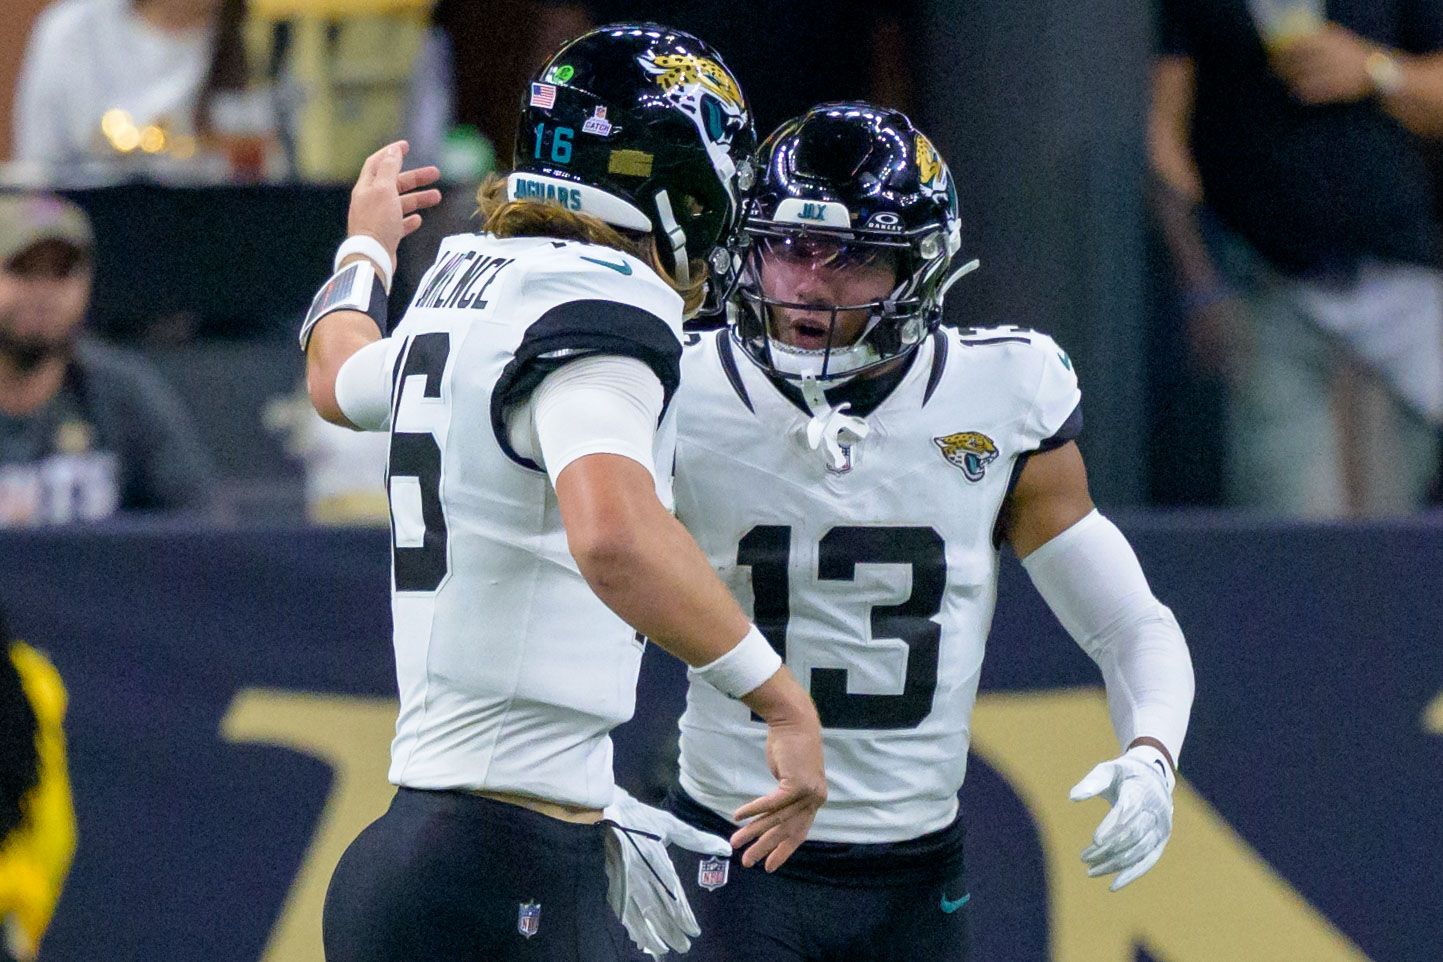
[661,103,1197,960]
[300,26,827,962]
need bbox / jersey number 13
[737,525,945,730]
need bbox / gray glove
[603,788,732,957]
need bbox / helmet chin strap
[937,258,981,300]
[797,373,870,473]
[653,190,690,288]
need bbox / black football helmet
[732,102,976,381]
[510,23,756,309]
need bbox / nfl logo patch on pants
[517,900,541,938]
[698,856,730,891]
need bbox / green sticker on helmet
[553,64,575,83]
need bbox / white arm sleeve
[334,338,399,432]
[1020,509,1196,763]
[505,354,664,486]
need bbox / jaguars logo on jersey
[933,431,999,482]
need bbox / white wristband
[690,626,783,700]
[334,235,394,293]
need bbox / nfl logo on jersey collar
[698,856,730,890]
[517,901,541,938]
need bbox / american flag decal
[530,83,556,109]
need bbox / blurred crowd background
[0,0,1440,530]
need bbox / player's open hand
[730,680,826,872]
[602,788,728,957]
[1069,745,1175,891]
[347,140,442,273]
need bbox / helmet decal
[640,53,745,114]
[915,133,945,192]
[637,49,750,188]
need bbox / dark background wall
[921,0,1155,506]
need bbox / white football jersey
[675,325,1081,843]
[381,232,683,810]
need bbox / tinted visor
[750,232,902,274]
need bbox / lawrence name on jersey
[663,103,1196,962]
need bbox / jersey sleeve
[335,337,405,432]
[490,249,684,468]
[1021,333,1083,453]
[529,354,665,484]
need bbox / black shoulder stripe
[488,299,681,472]
[715,329,754,413]
[527,298,681,395]
[959,336,1032,346]
[922,329,949,407]
[1038,402,1083,452]
[992,404,1083,548]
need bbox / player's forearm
[1096,615,1195,765]
[306,311,381,426]
[563,470,752,663]
[1022,510,1195,763]
[1148,57,1202,203]
[557,455,814,724]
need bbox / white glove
[1069,745,1175,891]
[603,788,732,957]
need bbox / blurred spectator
[12,0,269,185]
[0,193,216,525]
[264,385,390,526]
[0,602,75,962]
[1150,0,1443,517]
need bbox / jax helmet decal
[731,102,979,381]
[510,23,756,314]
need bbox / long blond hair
[474,176,706,315]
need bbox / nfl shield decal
[698,856,730,891]
[517,901,541,939]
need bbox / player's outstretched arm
[1004,442,1196,891]
[304,141,440,426]
[556,452,826,870]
